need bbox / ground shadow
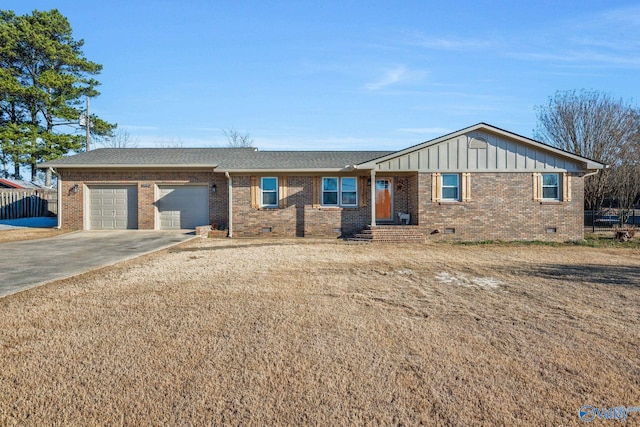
[508,264,640,287]
[0,217,57,229]
[168,240,333,253]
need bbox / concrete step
[350,226,425,242]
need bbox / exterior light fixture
[70,184,79,194]
[211,183,217,193]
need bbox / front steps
[349,225,425,242]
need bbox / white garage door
[157,185,209,230]
[89,186,138,230]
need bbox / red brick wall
[417,172,585,241]
[59,170,228,230]
[231,175,373,237]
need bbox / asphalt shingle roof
[39,148,393,170]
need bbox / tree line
[535,90,640,216]
[0,9,115,183]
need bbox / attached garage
[156,185,209,230]
[89,186,138,230]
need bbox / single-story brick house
[40,123,605,241]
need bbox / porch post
[370,169,376,227]
[225,172,233,238]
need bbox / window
[261,177,278,207]
[341,177,357,206]
[441,174,460,201]
[542,173,559,200]
[322,177,358,206]
[322,177,338,205]
[432,173,471,203]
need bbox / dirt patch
[435,271,503,289]
[1,239,639,425]
[0,227,70,243]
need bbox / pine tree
[0,9,115,181]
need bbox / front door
[375,179,393,221]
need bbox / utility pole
[85,97,91,151]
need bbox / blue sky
[5,1,640,150]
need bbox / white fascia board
[217,167,369,173]
[36,164,219,169]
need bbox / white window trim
[541,173,560,201]
[441,173,460,202]
[260,177,278,207]
[321,177,358,207]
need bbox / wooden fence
[0,189,57,220]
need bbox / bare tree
[535,90,640,210]
[223,128,254,147]
[155,137,184,148]
[95,129,139,148]
[611,140,640,223]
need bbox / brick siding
[417,172,584,241]
[59,170,227,230]
[58,169,585,241]
[231,175,373,238]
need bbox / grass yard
[1,238,639,425]
[0,227,69,243]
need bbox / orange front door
[375,179,392,221]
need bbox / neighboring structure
[0,178,48,189]
[0,178,26,189]
[39,123,606,241]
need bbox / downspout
[370,169,376,227]
[583,169,600,179]
[225,172,233,238]
[49,167,62,229]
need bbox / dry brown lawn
[0,227,69,243]
[1,239,639,425]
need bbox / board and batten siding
[375,132,582,172]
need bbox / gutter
[217,167,362,173]
[38,163,220,169]
[225,172,233,238]
[583,163,608,179]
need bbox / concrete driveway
[0,231,197,298]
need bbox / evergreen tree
[0,9,115,181]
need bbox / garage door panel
[157,185,209,230]
[89,186,138,230]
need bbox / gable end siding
[376,132,583,173]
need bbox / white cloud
[366,66,409,90]
[365,66,428,91]
[586,5,640,29]
[252,136,407,151]
[132,133,410,151]
[397,127,451,135]
[120,125,159,131]
[406,33,492,51]
[506,5,640,68]
[508,50,640,67]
